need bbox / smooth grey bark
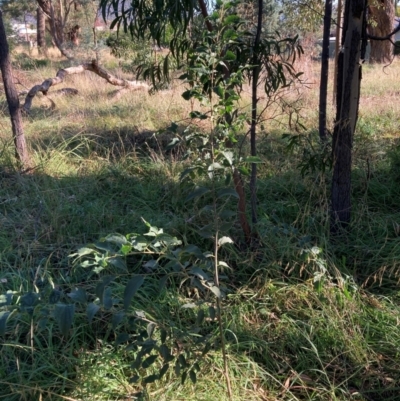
[0,10,30,169]
[37,6,47,56]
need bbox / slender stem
[333,0,342,104]
[319,0,332,142]
[214,232,233,400]
[250,0,263,225]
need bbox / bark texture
[0,10,31,169]
[368,0,395,63]
[37,6,47,56]
[331,0,367,233]
[23,60,149,112]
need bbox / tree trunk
[37,6,47,56]
[368,0,395,63]
[0,10,31,169]
[319,0,333,142]
[331,0,367,233]
[37,0,74,59]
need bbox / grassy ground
[1,47,400,400]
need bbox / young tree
[368,0,395,63]
[0,9,30,168]
[319,0,332,142]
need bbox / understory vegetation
[1,47,400,401]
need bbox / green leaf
[112,311,125,329]
[54,304,75,337]
[218,236,234,247]
[0,292,12,307]
[189,267,210,280]
[178,354,187,368]
[185,186,210,202]
[160,328,167,344]
[115,332,129,346]
[196,309,205,326]
[223,50,236,61]
[131,355,142,369]
[208,306,216,320]
[123,276,145,311]
[223,14,241,25]
[174,362,181,376]
[129,375,140,383]
[159,276,168,291]
[49,289,61,304]
[108,257,127,271]
[74,247,94,257]
[147,322,156,338]
[86,303,100,323]
[217,188,239,199]
[143,374,158,384]
[103,287,113,310]
[181,90,193,100]
[105,233,128,245]
[0,311,10,337]
[189,369,197,384]
[210,286,222,298]
[142,355,158,369]
[68,288,87,304]
[181,371,187,385]
[243,156,263,163]
[159,363,169,379]
[20,292,38,307]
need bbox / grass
[0,47,400,400]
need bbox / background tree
[0,9,30,168]
[368,0,395,63]
[35,0,89,59]
[36,5,47,55]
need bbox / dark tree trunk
[331,0,367,234]
[0,10,30,169]
[37,6,47,56]
[368,0,395,63]
[319,0,332,142]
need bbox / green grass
[0,53,400,400]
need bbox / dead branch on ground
[22,59,149,113]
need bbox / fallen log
[22,59,149,113]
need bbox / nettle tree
[100,0,302,244]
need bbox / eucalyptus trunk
[331,0,367,233]
[0,10,30,169]
[368,0,395,63]
[37,6,47,56]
